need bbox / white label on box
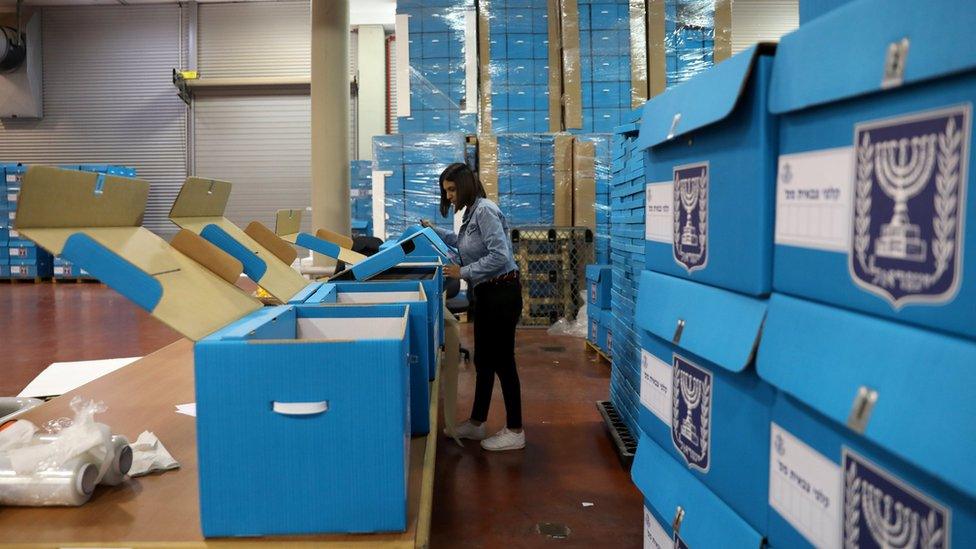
[644,506,673,549]
[5,174,15,183]
[645,181,673,243]
[8,229,19,238]
[769,422,842,549]
[11,266,24,275]
[54,267,66,275]
[775,147,853,253]
[6,193,15,202]
[640,350,672,427]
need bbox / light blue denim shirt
[431,198,518,286]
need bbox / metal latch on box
[846,386,878,434]
[882,37,909,89]
[672,319,685,345]
[672,505,685,536]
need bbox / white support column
[356,25,387,161]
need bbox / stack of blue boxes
[373,133,467,237]
[663,0,717,88]
[495,134,556,225]
[630,1,975,546]
[605,111,644,439]
[579,0,633,132]
[0,165,9,278]
[397,0,476,133]
[486,1,551,133]
[2,163,52,279]
[585,264,612,356]
[349,160,374,237]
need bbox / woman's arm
[428,224,459,248]
[460,207,511,281]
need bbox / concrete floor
[0,282,642,548]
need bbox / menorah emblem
[873,134,937,262]
[843,449,948,549]
[849,106,968,307]
[679,178,701,250]
[671,355,711,472]
[677,370,702,446]
[672,163,709,272]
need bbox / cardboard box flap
[636,270,766,374]
[757,293,976,500]
[16,165,148,231]
[632,434,764,548]
[15,167,262,341]
[585,264,610,282]
[332,229,449,282]
[636,45,773,150]
[316,227,354,251]
[244,221,297,266]
[295,232,366,265]
[169,176,231,218]
[397,225,454,258]
[274,209,303,243]
[170,178,308,303]
[769,0,976,115]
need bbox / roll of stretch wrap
[0,456,99,506]
[35,434,132,486]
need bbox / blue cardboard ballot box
[768,0,976,340]
[586,264,612,308]
[757,292,976,549]
[635,270,774,532]
[315,280,432,435]
[14,166,415,537]
[588,307,601,345]
[633,434,764,549]
[638,45,777,296]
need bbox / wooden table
[0,339,439,548]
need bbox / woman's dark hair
[439,162,486,217]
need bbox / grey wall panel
[193,93,313,235]
[0,5,187,238]
[731,0,799,55]
[198,1,311,78]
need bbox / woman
[423,163,525,451]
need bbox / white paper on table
[174,403,196,417]
[18,357,142,398]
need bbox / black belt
[478,270,519,287]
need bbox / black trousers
[471,277,523,429]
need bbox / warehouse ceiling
[0,0,396,26]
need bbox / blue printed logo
[850,105,970,307]
[843,448,950,548]
[672,162,709,272]
[671,354,711,472]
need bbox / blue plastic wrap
[397,1,477,133]
[371,133,467,238]
[349,160,374,237]
[578,0,634,133]
[482,1,553,134]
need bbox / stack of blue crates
[349,160,374,237]
[0,165,9,278]
[2,163,53,279]
[664,0,716,88]
[373,133,467,237]
[585,264,613,354]
[495,134,556,226]
[579,0,633,132]
[397,0,477,133]
[605,109,644,438]
[486,1,551,133]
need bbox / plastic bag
[547,292,589,339]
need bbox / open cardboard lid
[16,166,263,341]
[169,177,307,302]
[274,208,303,243]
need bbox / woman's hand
[420,219,433,228]
[443,264,462,279]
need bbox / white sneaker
[480,428,526,451]
[445,420,487,440]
